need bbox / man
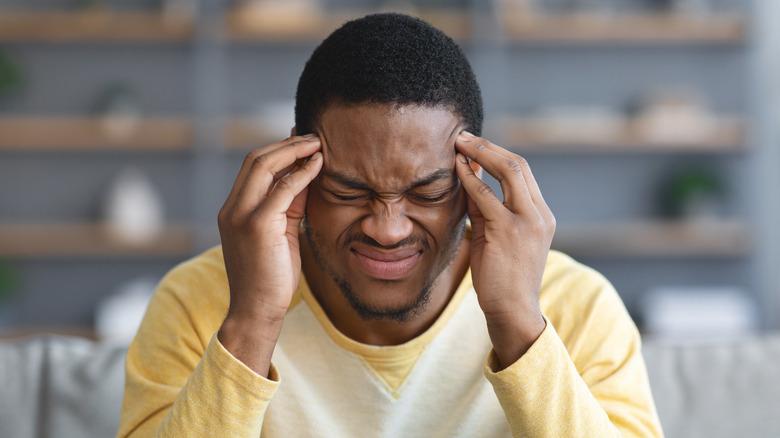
[118,13,663,437]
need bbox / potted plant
[0,47,25,110]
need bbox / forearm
[485,320,662,438]
[120,334,279,437]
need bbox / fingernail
[458,133,470,142]
[303,133,317,139]
[310,151,322,160]
[457,154,467,164]
[462,130,474,137]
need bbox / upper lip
[351,244,421,262]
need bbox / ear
[291,127,297,137]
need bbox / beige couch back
[1,333,779,437]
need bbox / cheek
[413,195,468,239]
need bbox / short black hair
[294,13,483,136]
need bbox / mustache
[343,231,430,251]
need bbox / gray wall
[1,0,774,330]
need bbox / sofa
[1,333,779,438]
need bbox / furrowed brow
[322,171,372,191]
[408,168,455,190]
[322,168,454,192]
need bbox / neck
[300,237,471,346]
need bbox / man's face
[303,103,468,322]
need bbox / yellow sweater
[118,247,663,437]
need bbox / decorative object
[640,286,758,341]
[632,89,716,144]
[0,48,25,101]
[527,105,626,143]
[95,277,156,343]
[0,261,20,327]
[647,0,711,16]
[163,0,198,23]
[95,83,142,142]
[660,165,725,220]
[102,167,165,245]
[233,0,322,35]
[78,0,106,10]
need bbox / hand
[217,134,323,376]
[454,131,555,369]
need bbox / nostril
[361,211,414,248]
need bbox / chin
[337,269,436,323]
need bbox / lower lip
[351,250,422,280]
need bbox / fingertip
[470,160,482,176]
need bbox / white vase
[103,168,164,245]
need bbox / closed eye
[333,193,370,201]
[407,192,451,203]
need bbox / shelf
[0,117,193,150]
[0,223,193,259]
[0,327,98,341]
[502,12,745,45]
[552,220,750,258]
[496,116,744,154]
[224,118,278,150]
[225,9,470,42]
[0,11,194,42]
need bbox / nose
[361,198,413,247]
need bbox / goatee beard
[302,216,465,323]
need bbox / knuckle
[217,206,229,225]
[473,141,489,152]
[274,174,297,190]
[251,153,272,169]
[475,183,495,198]
[243,150,261,166]
[503,158,524,175]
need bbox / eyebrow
[322,168,455,192]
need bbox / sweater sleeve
[484,253,664,437]
[117,250,280,437]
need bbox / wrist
[486,310,546,370]
[218,313,285,378]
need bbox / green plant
[78,0,106,10]
[662,166,725,218]
[0,261,20,302]
[0,48,25,98]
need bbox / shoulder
[540,250,618,310]
[143,246,230,347]
[539,251,639,364]
[160,245,229,293]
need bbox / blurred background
[0,0,778,343]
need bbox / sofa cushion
[0,335,127,438]
[643,334,780,438]
[2,332,779,438]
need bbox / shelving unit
[0,10,194,42]
[224,118,275,150]
[2,0,772,329]
[0,117,193,150]
[502,12,746,44]
[552,220,750,259]
[225,8,471,42]
[0,223,193,258]
[495,116,745,153]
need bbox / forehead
[317,104,462,186]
